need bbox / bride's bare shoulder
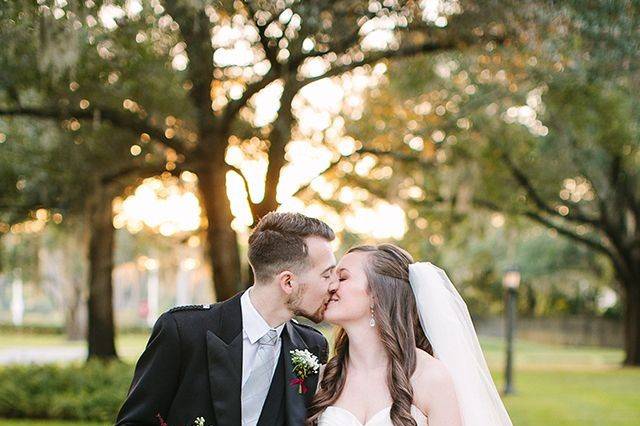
[412,348,458,413]
[414,348,443,374]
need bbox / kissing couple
[116,212,513,426]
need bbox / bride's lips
[326,296,339,307]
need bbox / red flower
[156,413,168,426]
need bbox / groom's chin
[297,306,326,324]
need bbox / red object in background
[139,300,149,318]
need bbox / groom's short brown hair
[248,212,335,283]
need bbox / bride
[307,244,513,426]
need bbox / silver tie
[241,329,279,426]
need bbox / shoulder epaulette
[168,304,212,313]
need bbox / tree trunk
[198,158,242,301]
[622,278,640,366]
[254,80,296,221]
[65,223,87,341]
[65,298,86,341]
[86,185,118,360]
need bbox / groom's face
[286,236,337,323]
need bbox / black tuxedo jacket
[115,291,328,426]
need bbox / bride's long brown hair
[307,244,433,426]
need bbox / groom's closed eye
[321,265,336,279]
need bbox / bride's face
[323,251,372,325]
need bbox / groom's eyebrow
[321,265,336,275]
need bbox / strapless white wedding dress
[317,404,428,426]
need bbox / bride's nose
[328,273,339,294]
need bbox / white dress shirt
[240,288,285,389]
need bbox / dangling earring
[369,303,376,327]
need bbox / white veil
[408,262,513,426]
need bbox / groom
[116,212,338,426]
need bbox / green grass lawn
[1,332,639,425]
[502,368,640,426]
[484,336,640,425]
[0,331,150,362]
[1,421,105,426]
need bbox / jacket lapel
[207,292,243,426]
[283,322,315,425]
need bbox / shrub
[0,361,133,422]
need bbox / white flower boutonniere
[155,414,208,426]
[289,349,320,394]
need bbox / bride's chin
[323,303,340,323]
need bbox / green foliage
[0,0,185,228]
[0,361,132,422]
[334,0,640,319]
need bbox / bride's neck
[343,323,388,370]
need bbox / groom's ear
[277,270,295,295]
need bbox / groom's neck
[248,284,292,328]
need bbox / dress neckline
[325,404,427,425]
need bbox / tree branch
[357,147,436,167]
[295,39,457,89]
[252,76,297,222]
[472,195,623,269]
[163,3,216,135]
[226,163,258,216]
[0,106,189,155]
[523,210,609,255]
[101,161,191,185]
[288,15,364,69]
[496,148,600,227]
[291,154,349,198]
[223,66,281,123]
[290,145,432,200]
[245,1,281,66]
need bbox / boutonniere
[289,349,320,394]
[155,414,208,426]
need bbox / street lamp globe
[503,267,521,290]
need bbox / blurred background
[0,0,639,425]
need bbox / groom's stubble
[285,281,328,324]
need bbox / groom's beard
[297,303,326,324]
[286,283,328,324]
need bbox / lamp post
[503,266,521,395]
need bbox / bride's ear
[278,270,295,295]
